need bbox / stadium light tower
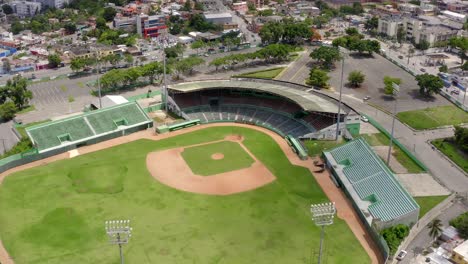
[386,83,400,165]
[105,220,132,264]
[336,48,348,141]
[311,202,336,264]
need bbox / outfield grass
[181,141,254,175]
[397,105,468,130]
[234,67,286,79]
[361,133,425,173]
[0,127,370,264]
[303,139,345,156]
[414,195,449,218]
[432,138,468,173]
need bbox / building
[378,15,459,46]
[232,1,248,13]
[323,138,420,230]
[33,0,69,9]
[10,1,42,17]
[452,240,468,264]
[441,10,467,23]
[203,12,233,25]
[67,45,121,59]
[113,16,137,32]
[136,14,167,39]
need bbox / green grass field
[0,126,370,264]
[361,133,425,173]
[397,105,468,130]
[432,138,468,173]
[181,141,254,175]
[414,195,449,218]
[234,67,286,79]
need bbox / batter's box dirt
[146,136,276,195]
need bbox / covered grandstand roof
[323,138,419,223]
[26,102,152,152]
[168,79,343,114]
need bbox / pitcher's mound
[211,153,224,160]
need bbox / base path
[0,122,382,264]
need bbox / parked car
[451,90,460,95]
[360,115,369,122]
[398,55,404,59]
[396,250,407,261]
[363,96,371,101]
[420,68,426,72]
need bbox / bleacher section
[26,102,152,152]
[323,138,419,229]
[172,90,337,138]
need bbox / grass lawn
[234,67,286,79]
[432,138,468,173]
[397,105,468,130]
[361,133,425,173]
[181,141,254,175]
[16,105,36,115]
[414,195,449,218]
[303,139,345,156]
[0,127,370,264]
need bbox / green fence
[365,115,428,172]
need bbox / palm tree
[427,218,443,240]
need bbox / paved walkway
[395,173,451,197]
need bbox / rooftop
[203,12,233,19]
[453,240,468,260]
[168,79,346,113]
[323,138,419,222]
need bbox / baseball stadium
[0,78,419,264]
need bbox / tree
[450,212,468,239]
[416,40,430,54]
[449,37,468,64]
[310,46,341,69]
[381,224,410,255]
[3,60,11,73]
[96,17,108,30]
[209,57,227,71]
[407,46,415,64]
[182,0,192,11]
[64,23,77,34]
[427,219,443,240]
[462,61,468,71]
[348,71,365,87]
[383,76,401,95]
[10,21,24,35]
[164,43,185,58]
[124,54,133,66]
[5,75,32,109]
[0,101,17,121]
[103,7,117,21]
[259,21,284,44]
[191,40,205,55]
[48,54,62,68]
[453,126,468,152]
[416,74,443,97]
[397,27,406,43]
[345,27,360,36]
[70,58,86,72]
[365,16,378,31]
[306,67,329,88]
[2,4,13,14]
[247,2,255,11]
[438,65,448,73]
[141,61,163,83]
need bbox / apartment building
[33,0,69,9]
[136,14,167,39]
[452,240,468,264]
[11,1,42,17]
[113,16,137,32]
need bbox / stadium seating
[86,103,150,134]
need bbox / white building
[33,0,69,9]
[203,12,233,25]
[11,1,42,17]
[452,239,468,264]
[441,10,467,23]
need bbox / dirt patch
[211,153,224,160]
[146,140,275,195]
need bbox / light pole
[105,220,132,264]
[335,48,346,141]
[311,202,336,264]
[386,83,400,165]
[92,47,102,108]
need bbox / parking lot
[328,53,451,113]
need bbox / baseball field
[0,126,370,264]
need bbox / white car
[396,250,407,261]
[361,116,369,122]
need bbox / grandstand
[26,102,152,153]
[323,138,419,230]
[168,79,348,138]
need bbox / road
[400,200,468,264]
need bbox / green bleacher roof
[324,138,419,222]
[26,102,151,152]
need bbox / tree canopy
[0,75,32,114]
[306,67,329,88]
[103,7,117,22]
[450,212,468,239]
[383,76,401,95]
[381,224,409,255]
[449,37,468,64]
[310,46,341,69]
[48,54,62,68]
[454,126,468,153]
[415,74,443,97]
[259,19,312,45]
[348,71,365,87]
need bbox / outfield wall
[0,123,150,174]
